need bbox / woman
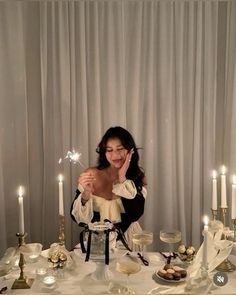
[70,126,147,247]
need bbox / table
[0,250,236,294]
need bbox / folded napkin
[185,222,234,293]
[188,228,233,277]
[0,247,18,276]
[0,247,17,265]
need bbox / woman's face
[105,138,128,168]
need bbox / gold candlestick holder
[59,214,65,245]
[211,208,218,220]
[232,219,236,242]
[216,207,235,272]
[16,232,26,247]
[11,253,34,289]
[215,257,235,272]
[221,207,227,228]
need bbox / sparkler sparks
[58,150,85,167]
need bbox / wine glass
[115,255,141,294]
[132,231,153,263]
[159,229,181,263]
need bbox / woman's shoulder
[85,167,104,178]
[85,167,98,173]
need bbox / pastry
[164,273,174,280]
[178,244,186,254]
[157,269,167,278]
[179,269,187,278]
[177,244,196,261]
[173,272,181,280]
[166,268,175,274]
[163,263,173,270]
[157,264,187,281]
[173,265,184,272]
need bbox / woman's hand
[118,148,134,183]
[78,171,96,202]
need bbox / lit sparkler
[58,150,85,167]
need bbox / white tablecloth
[1,250,236,294]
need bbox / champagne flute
[132,231,153,263]
[116,255,141,294]
[159,229,181,262]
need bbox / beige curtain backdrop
[1,0,236,256]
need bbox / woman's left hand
[118,148,134,183]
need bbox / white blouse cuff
[71,193,93,224]
[112,180,137,199]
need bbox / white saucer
[153,271,186,284]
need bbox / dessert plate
[153,271,186,284]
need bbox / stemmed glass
[159,229,181,262]
[132,231,153,263]
[115,255,141,294]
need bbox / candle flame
[212,170,217,179]
[58,174,63,182]
[221,165,226,175]
[18,186,23,197]
[232,175,236,185]
[203,215,209,226]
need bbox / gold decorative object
[232,219,236,242]
[16,232,26,247]
[221,207,227,228]
[215,258,235,272]
[48,251,67,269]
[11,253,34,289]
[211,209,218,221]
[216,207,236,272]
[58,214,65,246]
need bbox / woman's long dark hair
[96,126,145,191]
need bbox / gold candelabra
[216,207,235,272]
[11,232,34,289]
[221,207,227,228]
[232,219,236,242]
[59,214,65,245]
[211,208,218,220]
[16,232,26,246]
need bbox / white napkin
[0,247,17,264]
[148,284,186,294]
[0,247,18,276]
[188,228,233,277]
[184,226,234,294]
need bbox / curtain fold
[1,1,236,255]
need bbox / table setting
[0,220,236,295]
[1,164,236,294]
[0,237,236,294]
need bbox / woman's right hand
[78,171,96,194]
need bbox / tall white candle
[232,175,236,219]
[18,186,25,234]
[212,170,217,210]
[58,175,64,216]
[202,215,209,269]
[220,165,227,208]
